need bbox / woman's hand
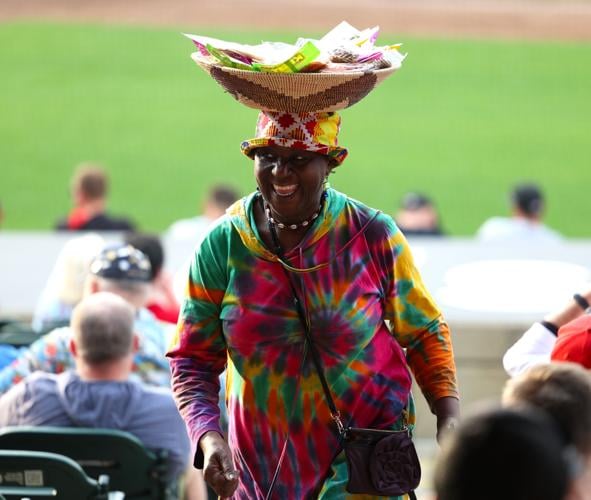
[200,431,239,498]
[433,396,460,443]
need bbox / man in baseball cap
[0,243,171,393]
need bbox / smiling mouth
[273,184,298,197]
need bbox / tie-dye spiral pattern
[167,188,458,498]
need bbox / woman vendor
[167,110,459,499]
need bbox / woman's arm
[166,229,230,465]
[380,224,459,412]
[433,396,460,442]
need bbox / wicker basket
[191,54,397,113]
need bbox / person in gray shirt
[0,292,190,481]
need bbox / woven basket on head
[191,54,397,113]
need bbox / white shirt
[477,217,562,244]
[166,215,212,243]
[503,322,557,377]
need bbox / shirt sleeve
[130,312,172,388]
[380,223,459,410]
[0,328,72,394]
[502,322,555,377]
[166,226,230,467]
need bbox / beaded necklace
[263,191,326,231]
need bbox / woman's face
[254,145,331,223]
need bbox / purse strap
[267,215,346,435]
[266,207,419,500]
[262,214,345,499]
[267,207,412,433]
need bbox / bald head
[71,292,135,365]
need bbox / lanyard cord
[269,219,344,433]
[264,340,309,500]
[262,197,387,497]
[272,211,380,273]
[264,213,345,499]
[258,192,381,274]
[263,203,418,499]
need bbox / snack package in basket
[184,21,406,113]
[185,21,405,74]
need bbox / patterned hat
[241,111,348,166]
[551,315,591,370]
[90,243,152,282]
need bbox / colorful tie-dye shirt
[167,188,458,499]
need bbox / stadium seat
[0,426,176,500]
[0,449,109,499]
[0,326,42,347]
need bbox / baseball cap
[90,243,152,282]
[551,315,591,370]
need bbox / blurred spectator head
[503,362,591,455]
[57,163,136,232]
[124,233,164,280]
[551,316,591,370]
[503,363,591,499]
[401,192,432,212]
[32,233,106,332]
[204,184,240,220]
[70,292,135,365]
[124,232,180,324]
[394,191,443,236]
[434,405,572,500]
[71,163,108,205]
[510,183,544,219]
[87,243,152,309]
[54,234,106,305]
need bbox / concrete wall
[412,323,525,439]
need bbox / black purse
[342,426,421,497]
[266,209,421,499]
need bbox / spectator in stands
[32,233,105,332]
[166,184,239,245]
[503,287,591,377]
[0,243,171,393]
[167,184,240,302]
[0,292,190,480]
[434,405,572,500]
[55,163,136,231]
[124,233,180,324]
[503,363,591,499]
[476,182,562,243]
[394,192,444,236]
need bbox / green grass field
[1,22,589,235]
